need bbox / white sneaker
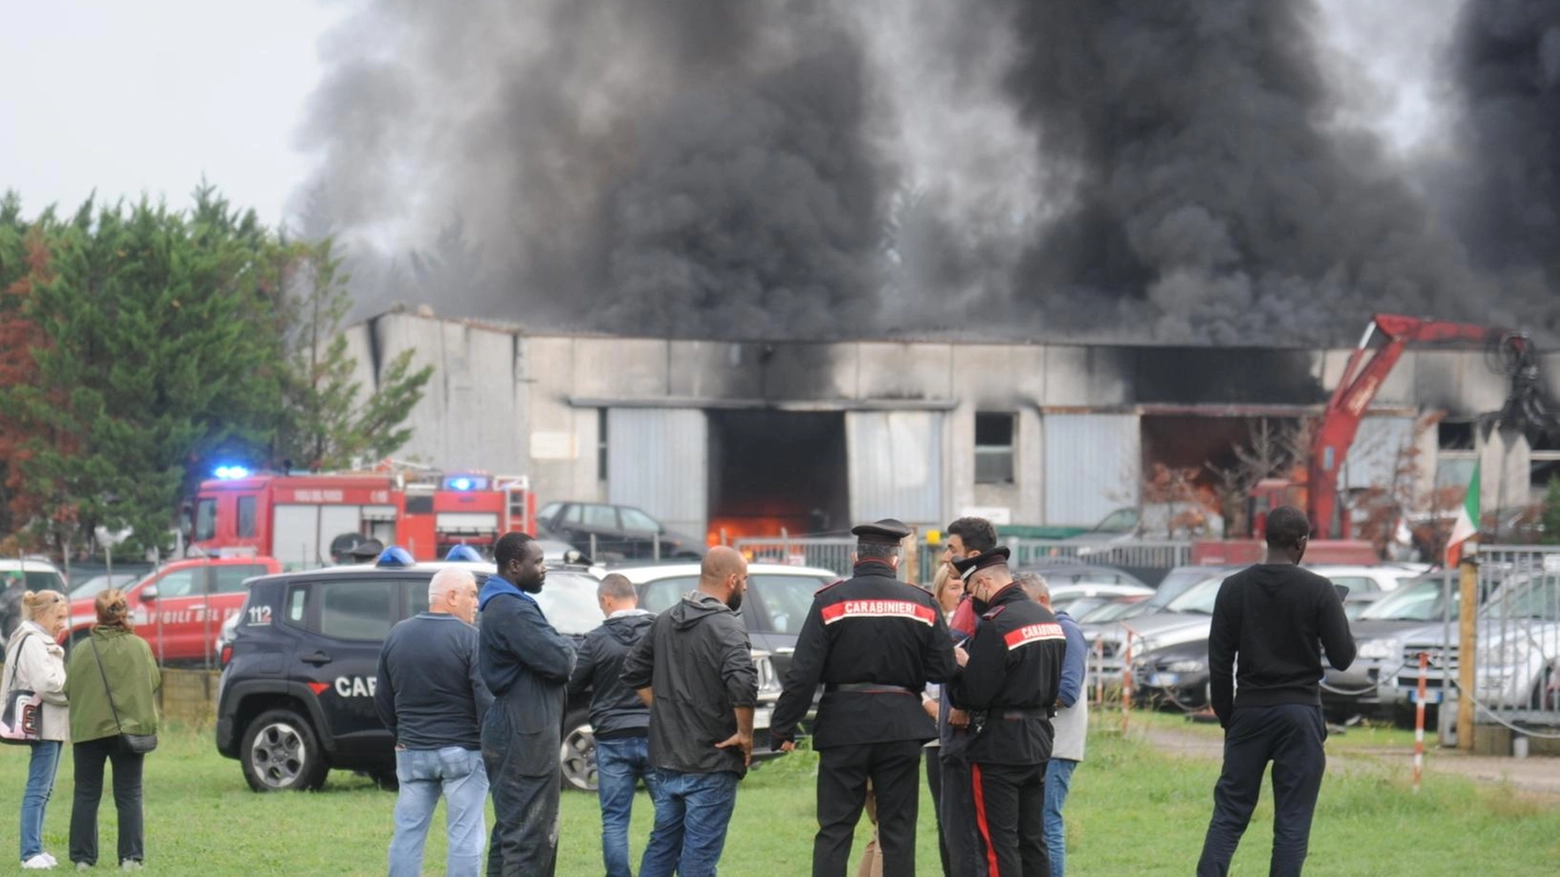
[21,853,55,869]
[42,854,58,867]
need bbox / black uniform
[771,523,958,877]
[949,568,1066,877]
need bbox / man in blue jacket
[480,532,577,877]
[568,573,657,877]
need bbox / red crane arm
[1309,314,1517,539]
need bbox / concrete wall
[346,313,1555,527]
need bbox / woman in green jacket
[64,589,160,871]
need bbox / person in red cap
[770,518,958,877]
[948,547,1066,877]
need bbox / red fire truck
[187,464,536,568]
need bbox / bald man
[622,546,757,877]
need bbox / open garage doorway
[707,410,850,542]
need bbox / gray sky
[0,0,1460,230]
[0,0,339,224]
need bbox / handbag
[87,636,157,754]
[0,632,42,744]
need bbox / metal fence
[999,539,1192,572]
[730,536,1193,584]
[731,537,860,578]
[1394,546,1560,734]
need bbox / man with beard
[769,519,957,877]
[479,532,577,877]
[622,546,757,877]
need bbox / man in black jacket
[770,518,957,877]
[567,573,656,877]
[948,547,1066,877]
[479,533,578,877]
[621,546,756,877]
[1197,506,1356,877]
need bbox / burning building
[340,311,1558,544]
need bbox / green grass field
[0,719,1555,875]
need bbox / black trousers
[483,744,559,877]
[1197,704,1328,877]
[969,760,1048,877]
[939,754,986,877]
[69,736,145,867]
[926,747,952,876]
[814,740,924,877]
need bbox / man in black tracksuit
[770,519,958,877]
[567,573,656,877]
[479,533,578,877]
[948,547,1066,877]
[1197,506,1355,877]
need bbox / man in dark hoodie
[568,573,656,877]
[1197,506,1356,877]
[479,532,577,877]
[621,546,756,877]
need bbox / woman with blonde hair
[931,562,962,620]
[3,589,70,869]
[65,589,160,871]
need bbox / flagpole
[1457,555,1477,752]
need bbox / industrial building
[340,312,1557,543]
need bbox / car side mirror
[140,585,159,602]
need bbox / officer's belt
[824,683,918,695]
[988,707,1052,720]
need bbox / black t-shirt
[1208,564,1356,723]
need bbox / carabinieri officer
[770,519,958,877]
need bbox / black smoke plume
[1450,0,1560,304]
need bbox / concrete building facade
[342,312,1555,542]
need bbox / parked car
[536,502,707,561]
[1321,575,1465,722]
[61,556,281,667]
[0,558,67,594]
[1131,639,1214,710]
[602,560,839,686]
[216,553,783,794]
[1066,504,1225,543]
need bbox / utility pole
[1456,555,1478,751]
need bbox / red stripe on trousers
[970,762,1001,877]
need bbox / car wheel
[560,711,597,793]
[241,708,329,792]
[368,770,399,792]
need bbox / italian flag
[1446,461,1480,566]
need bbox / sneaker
[74,863,90,871]
[120,862,143,872]
[42,854,58,867]
[21,853,54,869]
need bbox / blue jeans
[21,740,61,861]
[1043,758,1078,877]
[389,747,489,877]
[639,770,739,877]
[596,736,659,877]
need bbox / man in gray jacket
[1018,571,1088,877]
[479,533,577,877]
[622,546,756,877]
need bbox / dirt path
[1137,723,1560,804]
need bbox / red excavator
[1191,313,1546,565]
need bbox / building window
[975,412,1015,485]
[598,408,609,482]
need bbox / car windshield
[1077,597,1147,623]
[1358,578,1455,622]
[69,574,136,600]
[1486,574,1560,621]
[1140,568,1224,611]
[748,573,836,635]
[1091,509,1138,533]
[1164,576,1226,615]
[532,571,608,636]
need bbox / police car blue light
[445,544,483,562]
[375,546,416,568]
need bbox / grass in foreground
[0,721,1552,875]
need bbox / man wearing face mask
[622,545,757,877]
[949,547,1066,877]
[479,532,577,877]
[769,519,957,877]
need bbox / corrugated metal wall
[1043,414,1141,526]
[606,408,708,539]
[1341,416,1418,490]
[846,411,944,524]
